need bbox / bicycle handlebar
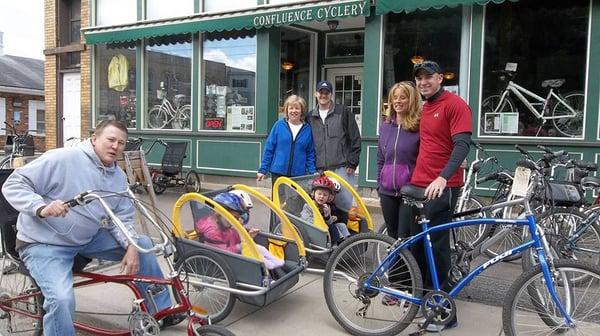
[63,190,170,254]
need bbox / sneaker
[422,319,458,333]
[381,294,400,306]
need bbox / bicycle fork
[529,215,576,327]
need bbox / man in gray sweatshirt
[2,120,177,336]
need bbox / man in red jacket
[410,61,472,332]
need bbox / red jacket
[195,216,241,253]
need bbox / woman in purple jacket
[377,81,421,240]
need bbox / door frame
[61,72,82,145]
[323,64,364,131]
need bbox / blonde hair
[385,82,422,132]
[283,95,307,121]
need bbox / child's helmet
[230,190,253,209]
[311,176,335,193]
[213,192,246,213]
[328,177,342,193]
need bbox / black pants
[379,193,418,239]
[411,187,460,292]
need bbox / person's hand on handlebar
[120,245,140,275]
[40,200,70,218]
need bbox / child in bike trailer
[301,176,350,244]
[194,191,284,270]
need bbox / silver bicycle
[481,68,584,137]
[147,82,191,129]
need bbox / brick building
[0,31,45,152]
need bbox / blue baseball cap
[413,61,442,77]
[316,80,333,93]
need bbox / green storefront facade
[83,0,600,191]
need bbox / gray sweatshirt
[1,140,137,249]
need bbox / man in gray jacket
[307,80,361,210]
[2,120,179,336]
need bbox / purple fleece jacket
[377,122,420,196]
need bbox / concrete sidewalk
[71,188,510,335]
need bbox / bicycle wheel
[503,260,600,335]
[147,106,168,129]
[524,209,600,284]
[184,171,201,193]
[552,91,584,138]
[173,105,191,130]
[323,233,422,336]
[0,157,12,169]
[0,259,43,335]
[452,195,493,247]
[152,174,167,195]
[480,95,515,134]
[175,250,236,323]
[194,324,236,336]
[484,204,526,261]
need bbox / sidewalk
[70,187,516,335]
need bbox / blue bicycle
[323,160,600,335]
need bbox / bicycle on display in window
[147,82,191,130]
[480,64,584,138]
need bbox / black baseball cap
[316,80,333,93]
[413,61,442,77]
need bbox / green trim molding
[83,0,369,45]
[375,0,518,15]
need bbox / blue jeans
[332,166,356,211]
[20,229,171,336]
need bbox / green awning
[375,0,518,15]
[83,0,370,45]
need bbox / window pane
[204,0,254,13]
[36,109,45,134]
[382,8,461,101]
[201,32,256,132]
[95,45,137,128]
[280,28,312,109]
[96,0,136,26]
[481,0,588,138]
[147,0,194,20]
[145,36,193,130]
[326,32,364,58]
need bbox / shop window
[144,35,193,130]
[96,0,136,26]
[325,31,364,58]
[95,44,137,128]
[0,98,5,135]
[201,31,256,132]
[280,28,312,112]
[204,0,255,13]
[146,0,193,20]
[480,0,588,138]
[381,8,462,120]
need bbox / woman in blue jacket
[257,95,316,184]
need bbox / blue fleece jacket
[1,140,137,248]
[259,119,317,177]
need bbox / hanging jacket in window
[108,54,129,92]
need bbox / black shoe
[160,313,187,329]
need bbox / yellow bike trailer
[171,184,306,322]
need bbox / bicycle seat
[174,94,185,100]
[541,79,565,88]
[573,160,597,172]
[400,184,427,202]
[580,176,600,190]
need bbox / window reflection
[481,0,588,138]
[280,28,312,114]
[201,31,256,132]
[95,44,137,128]
[145,35,193,130]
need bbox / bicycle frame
[0,269,204,336]
[363,196,575,326]
[496,81,578,120]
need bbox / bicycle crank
[128,299,160,336]
[421,290,456,326]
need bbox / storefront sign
[252,1,368,28]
